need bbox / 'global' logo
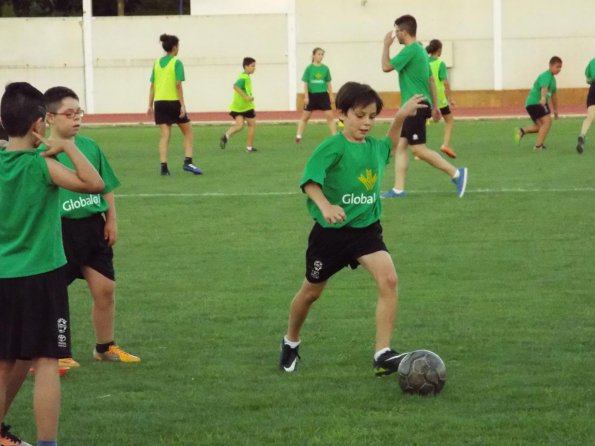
[342,193,377,205]
[62,194,100,212]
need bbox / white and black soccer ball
[397,349,447,395]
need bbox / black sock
[184,157,192,165]
[96,341,115,354]
[161,162,168,169]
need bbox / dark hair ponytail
[160,34,179,53]
[426,39,442,55]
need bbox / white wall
[0,0,592,113]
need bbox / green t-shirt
[526,70,557,106]
[0,147,66,278]
[301,64,332,93]
[429,57,448,108]
[150,56,185,101]
[390,42,432,106]
[54,135,120,219]
[230,72,254,112]
[585,58,595,84]
[300,133,392,228]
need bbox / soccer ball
[397,350,447,395]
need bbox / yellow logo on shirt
[358,169,377,191]
[315,73,322,79]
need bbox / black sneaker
[219,134,228,149]
[577,135,585,154]
[160,166,171,176]
[183,162,203,175]
[279,339,300,372]
[373,349,407,377]
[1,422,31,446]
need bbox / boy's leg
[323,110,337,135]
[0,360,15,422]
[286,279,326,342]
[535,115,552,147]
[580,105,595,137]
[441,113,456,158]
[296,110,311,140]
[357,251,398,351]
[412,144,457,177]
[4,360,31,415]
[158,124,172,163]
[31,358,60,442]
[178,122,193,158]
[245,118,256,149]
[227,116,245,138]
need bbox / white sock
[296,134,302,138]
[284,336,300,348]
[393,188,404,194]
[452,170,460,180]
[374,347,391,361]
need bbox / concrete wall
[0,0,592,113]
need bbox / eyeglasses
[50,109,84,119]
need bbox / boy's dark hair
[44,86,79,113]
[243,57,256,67]
[0,121,7,140]
[549,56,562,65]
[0,82,46,137]
[160,33,179,52]
[394,15,417,37]
[426,39,442,54]
[335,82,383,116]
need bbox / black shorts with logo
[154,100,190,125]
[440,105,452,116]
[526,104,550,123]
[305,221,388,283]
[401,100,432,145]
[587,83,595,108]
[230,109,256,119]
[304,92,332,112]
[61,214,115,284]
[0,268,71,360]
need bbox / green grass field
[8,117,595,445]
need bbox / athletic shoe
[452,167,468,198]
[577,135,585,154]
[1,423,32,446]
[59,357,80,368]
[440,145,457,158]
[219,134,228,149]
[514,128,524,145]
[183,162,203,175]
[295,136,302,144]
[279,340,300,373]
[381,189,407,198]
[160,166,171,176]
[246,147,258,153]
[93,345,141,363]
[373,349,407,377]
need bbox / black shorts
[61,214,115,285]
[154,100,190,125]
[587,83,595,108]
[305,221,388,283]
[304,92,332,112]
[0,268,71,360]
[526,104,550,123]
[440,105,452,116]
[401,100,432,145]
[230,109,256,119]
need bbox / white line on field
[116,187,595,198]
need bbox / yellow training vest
[153,57,179,101]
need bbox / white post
[287,0,297,111]
[492,0,503,91]
[82,0,95,113]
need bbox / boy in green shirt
[515,56,562,150]
[381,15,467,198]
[279,81,427,375]
[219,57,257,153]
[1,82,104,446]
[576,57,595,154]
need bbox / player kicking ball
[279,82,426,375]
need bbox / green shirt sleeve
[235,77,246,93]
[301,65,310,83]
[438,61,448,82]
[300,138,342,191]
[175,59,185,82]
[390,44,415,72]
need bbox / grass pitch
[8,116,595,445]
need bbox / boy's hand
[104,218,118,247]
[432,106,441,122]
[384,30,396,46]
[398,94,428,117]
[320,203,346,225]
[33,132,74,157]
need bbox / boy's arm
[327,82,334,105]
[176,81,187,117]
[539,86,548,106]
[303,82,310,105]
[381,31,396,72]
[387,94,427,148]
[103,191,118,247]
[147,83,155,115]
[303,181,346,225]
[36,134,104,193]
[444,79,455,107]
[550,92,559,119]
[233,84,253,102]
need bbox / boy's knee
[379,271,398,291]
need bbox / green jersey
[526,70,557,106]
[390,42,432,106]
[300,133,392,228]
[150,56,185,101]
[230,72,254,112]
[586,58,595,84]
[0,147,66,278]
[429,57,448,108]
[54,135,120,219]
[301,64,332,94]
